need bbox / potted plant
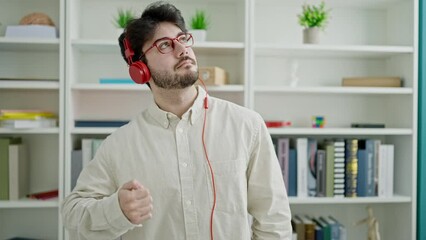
[190,10,209,42]
[297,2,331,44]
[113,8,135,36]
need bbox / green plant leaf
[113,8,135,28]
[190,10,209,30]
[297,1,331,30]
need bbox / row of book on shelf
[0,109,57,129]
[272,137,394,198]
[0,137,58,200]
[71,138,105,189]
[292,215,346,240]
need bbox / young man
[61,2,292,239]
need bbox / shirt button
[182,162,188,167]
[186,200,192,206]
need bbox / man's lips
[176,58,195,69]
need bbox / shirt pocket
[205,158,247,213]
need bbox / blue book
[288,149,297,196]
[366,139,377,196]
[99,78,134,84]
[75,120,129,127]
[357,149,367,196]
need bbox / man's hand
[118,180,153,225]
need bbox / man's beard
[151,68,198,89]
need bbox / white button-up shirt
[62,87,292,240]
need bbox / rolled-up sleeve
[247,115,292,239]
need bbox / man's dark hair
[118,1,187,65]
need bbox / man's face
[143,22,198,89]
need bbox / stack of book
[0,110,57,129]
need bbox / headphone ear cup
[129,61,151,84]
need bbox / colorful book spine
[345,139,358,197]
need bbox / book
[75,120,129,127]
[71,150,82,190]
[81,138,93,167]
[0,137,22,200]
[342,77,402,87]
[316,149,326,197]
[5,25,58,38]
[345,139,358,197]
[0,109,56,119]
[325,141,335,197]
[291,215,305,240]
[27,189,58,200]
[300,215,316,240]
[296,138,308,197]
[351,123,385,128]
[307,139,317,197]
[1,118,57,129]
[288,149,297,197]
[277,138,290,190]
[378,144,394,197]
[333,139,345,197]
[99,78,135,84]
[8,144,28,200]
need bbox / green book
[0,137,22,200]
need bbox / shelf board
[0,37,60,52]
[0,199,59,208]
[71,127,117,134]
[268,128,412,135]
[254,86,413,94]
[71,83,244,92]
[289,195,411,204]
[72,39,244,54]
[0,128,60,134]
[255,44,414,58]
[0,80,60,90]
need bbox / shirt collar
[147,86,207,128]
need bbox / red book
[27,189,58,200]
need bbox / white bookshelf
[252,0,418,239]
[0,0,417,239]
[0,0,65,239]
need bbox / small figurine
[290,60,300,87]
[354,206,381,240]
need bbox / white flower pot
[303,27,320,44]
[190,29,207,42]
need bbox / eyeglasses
[142,33,194,56]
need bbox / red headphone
[123,37,151,84]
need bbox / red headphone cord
[199,80,216,240]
